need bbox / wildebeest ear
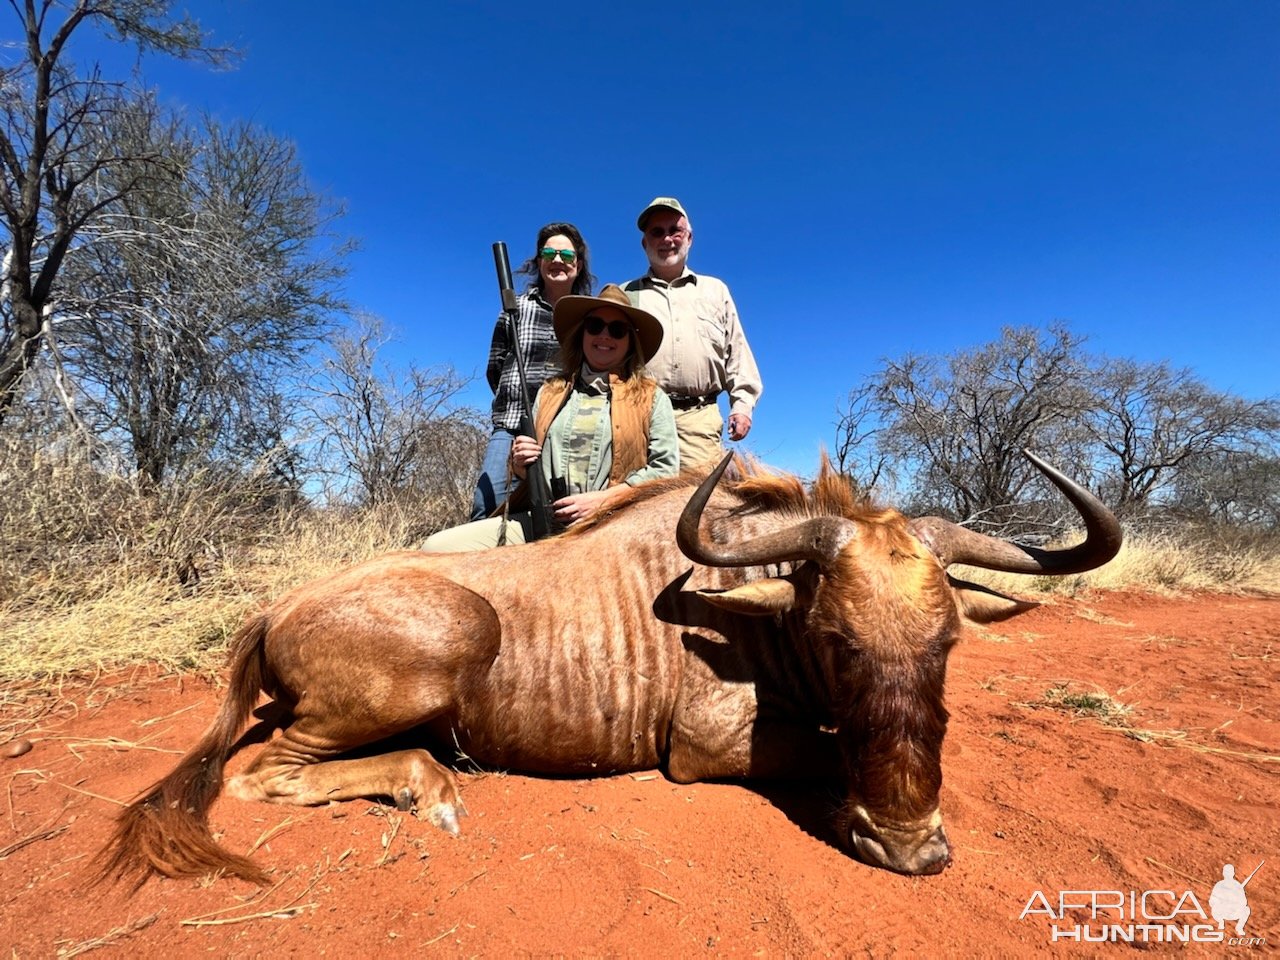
[695,578,797,615]
[948,576,1040,623]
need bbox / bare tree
[1171,448,1280,528]
[836,324,1280,534]
[49,104,345,485]
[1084,358,1280,517]
[833,380,893,496]
[0,0,232,420]
[307,315,486,511]
[841,325,1091,525]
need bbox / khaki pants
[673,403,725,471]
[420,513,535,552]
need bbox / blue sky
[74,1,1278,474]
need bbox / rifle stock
[492,241,556,540]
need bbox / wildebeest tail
[94,613,272,888]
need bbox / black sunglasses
[583,315,630,339]
[646,224,686,239]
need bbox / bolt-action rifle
[491,241,559,540]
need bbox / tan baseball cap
[637,196,688,230]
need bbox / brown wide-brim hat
[552,284,664,364]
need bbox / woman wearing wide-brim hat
[424,284,677,551]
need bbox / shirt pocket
[694,299,724,345]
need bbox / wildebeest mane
[567,453,890,538]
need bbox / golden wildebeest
[98,451,1120,885]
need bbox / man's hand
[727,412,752,441]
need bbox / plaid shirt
[485,289,560,431]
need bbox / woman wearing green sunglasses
[473,222,598,520]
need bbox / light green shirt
[533,373,679,492]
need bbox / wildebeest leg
[227,731,467,833]
[227,573,500,833]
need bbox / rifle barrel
[491,241,555,540]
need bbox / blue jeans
[472,428,517,520]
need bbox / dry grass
[0,499,462,682]
[953,525,1280,599]
[1017,681,1280,765]
[0,444,467,684]
[1,446,1277,685]
[1031,681,1133,726]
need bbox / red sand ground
[2,591,1276,956]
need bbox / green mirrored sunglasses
[539,247,577,263]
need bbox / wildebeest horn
[678,452,855,568]
[907,450,1123,575]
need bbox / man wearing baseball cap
[623,197,762,467]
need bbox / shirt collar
[526,285,553,308]
[644,267,698,288]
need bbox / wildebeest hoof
[426,801,465,835]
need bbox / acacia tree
[1171,449,1280,528]
[1083,358,1280,517]
[838,325,1091,525]
[53,103,346,485]
[837,326,1280,531]
[831,381,893,496]
[306,314,486,510]
[0,0,231,421]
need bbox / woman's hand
[552,487,620,526]
[510,435,542,480]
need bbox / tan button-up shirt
[622,270,763,418]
